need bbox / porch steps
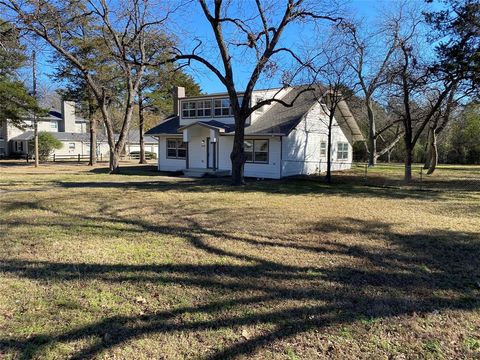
[182,168,230,178]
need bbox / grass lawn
[0,162,479,359]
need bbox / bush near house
[28,131,63,161]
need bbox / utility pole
[32,50,39,167]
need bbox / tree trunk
[405,146,413,182]
[326,115,333,184]
[230,138,245,185]
[230,114,246,185]
[424,126,433,170]
[366,97,377,167]
[427,129,438,175]
[109,147,121,174]
[138,90,146,164]
[89,118,97,166]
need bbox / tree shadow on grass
[0,199,479,359]
[50,177,449,200]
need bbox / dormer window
[182,100,212,118]
[196,100,212,117]
[214,98,232,116]
[182,101,196,118]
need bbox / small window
[51,121,58,129]
[320,142,327,156]
[182,101,196,118]
[196,100,212,117]
[244,139,269,164]
[337,142,349,160]
[69,143,76,150]
[167,139,187,159]
[214,98,232,116]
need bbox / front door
[206,137,216,169]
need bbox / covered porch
[180,121,231,178]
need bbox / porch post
[183,129,189,169]
[209,129,217,171]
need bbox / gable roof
[146,85,364,140]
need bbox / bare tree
[312,28,357,183]
[390,38,459,182]
[1,0,170,173]
[162,0,342,185]
[341,12,406,166]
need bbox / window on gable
[320,142,327,156]
[244,139,269,164]
[167,139,187,159]
[337,142,349,160]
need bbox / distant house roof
[10,131,157,143]
[22,109,88,123]
[146,85,364,140]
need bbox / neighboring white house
[0,101,157,159]
[146,86,364,179]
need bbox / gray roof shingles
[146,85,327,137]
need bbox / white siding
[157,137,186,171]
[218,136,282,179]
[281,103,353,177]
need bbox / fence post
[364,163,368,185]
[53,154,56,162]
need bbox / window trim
[320,141,327,157]
[214,98,232,117]
[244,139,269,164]
[166,138,187,160]
[337,142,349,160]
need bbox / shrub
[29,132,63,161]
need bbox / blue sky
[30,0,437,97]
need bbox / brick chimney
[172,86,185,116]
[61,101,77,133]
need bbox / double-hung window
[167,139,187,159]
[320,142,327,156]
[244,139,269,164]
[69,143,76,151]
[51,121,58,129]
[337,142,349,160]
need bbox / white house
[0,101,157,159]
[146,86,364,179]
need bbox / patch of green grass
[423,339,443,359]
[464,337,480,352]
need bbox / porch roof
[178,120,235,133]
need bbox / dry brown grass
[0,162,479,359]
